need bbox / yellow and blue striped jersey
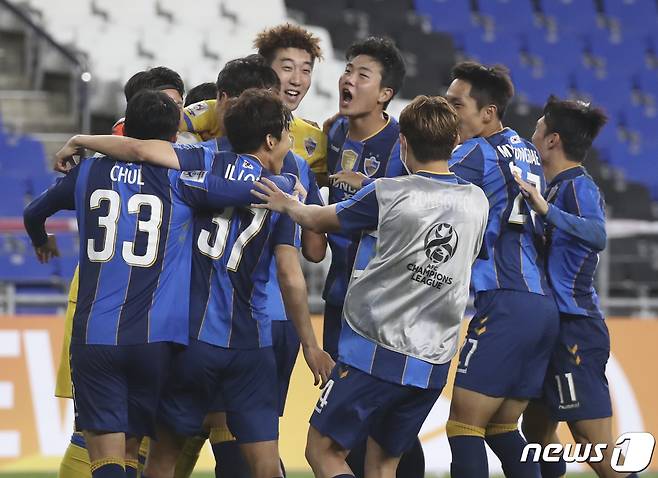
[180,100,327,175]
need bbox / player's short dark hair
[346,36,406,109]
[123,66,185,102]
[400,95,459,162]
[451,61,514,119]
[184,82,218,107]
[254,23,323,65]
[542,95,608,162]
[124,90,180,141]
[216,55,281,99]
[224,88,292,154]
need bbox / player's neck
[347,110,387,142]
[544,155,581,183]
[481,121,505,139]
[245,151,276,173]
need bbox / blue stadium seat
[512,67,571,105]
[602,0,658,35]
[0,234,55,281]
[523,32,585,73]
[477,0,538,34]
[572,69,635,116]
[414,0,474,34]
[0,178,27,216]
[461,30,524,70]
[585,29,648,72]
[540,0,601,34]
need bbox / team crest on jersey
[186,102,208,117]
[304,137,317,156]
[180,170,208,183]
[424,223,459,264]
[510,134,522,144]
[363,155,380,177]
[341,150,358,171]
[242,159,254,169]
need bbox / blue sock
[90,461,125,478]
[540,458,566,477]
[212,439,250,478]
[485,427,540,478]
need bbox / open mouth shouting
[340,88,353,108]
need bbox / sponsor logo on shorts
[520,433,656,473]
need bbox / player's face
[271,48,313,112]
[446,79,486,141]
[339,55,390,117]
[532,116,550,161]
[162,88,184,124]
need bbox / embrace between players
[24,22,625,478]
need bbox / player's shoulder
[293,116,321,132]
[451,138,488,162]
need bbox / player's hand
[513,172,549,216]
[54,136,84,173]
[251,177,297,213]
[34,234,60,263]
[330,170,367,190]
[322,112,341,135]
[293,177,308,202]
[302,344,335,387]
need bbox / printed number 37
[508,163,540,225]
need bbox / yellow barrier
[0,315,656,473]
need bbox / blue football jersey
[333,172,464,389]
[543,166,606,319]
[449,128,550,295]
[323,114,405,306]
[174,146,298,349]
[23,155,274,346]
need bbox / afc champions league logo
[424,223,459,264]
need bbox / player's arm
[54,135,183,171]
[449,142,485,186]
[515,174,606,251]
[301,169,327,263]
[23,168,79,262]
[177,171,297,210]
[274,242,334,387]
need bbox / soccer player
[26,90,297,478]
[113,66,186,136]
[179,23,327,181]
[516,97,637,478]
[251,94,489,478]
[184,82,218,107]
[61,89,334,478]
[445,62,560,478]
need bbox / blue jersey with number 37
[174,145,298,349]
[449,128,550,295]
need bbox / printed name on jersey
[180,170,208,183]
[224,163,259,182]
[341,149,358,171]
[304,137,318,156]
[496,144,541,165]
[363,155,381,177]
[110,165,144,185]
[187,102,209,117]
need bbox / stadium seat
[539,0,601,34]
[414,0,474,34]
[0,178,27,216]
[460,29,524,70]
[602,0,658,36]
[523,31,585,73]
[511,66,571,105]
[0,234,55,281]
[585,29,648,73]
[476,0,539,34]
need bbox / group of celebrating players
[22,20,631,478]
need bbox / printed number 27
[508,163,540,225]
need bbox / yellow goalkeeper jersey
[55,266,78,399]
[180,99,327,175]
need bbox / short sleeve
[172,143,214,171]
[335,181,379,232]
[449,142,485,187]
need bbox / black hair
[224,88,292,154]
[451,61,515,119]
[123,66,185,102]
[184,82,218,106]
[216,55,281,98]
[123,90,180,141]
[542,95,608,162]
[345,36,406,109]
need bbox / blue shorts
[70,342,174,438]
[454,289,559,399]
[542,316,612,422]
[310,363,446,457]
[323,303,343,361]
[272,320,300,416]
[157,339,278,443]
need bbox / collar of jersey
[549,165,585,186]
[347,112,391,143]
[416,170,458,183]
